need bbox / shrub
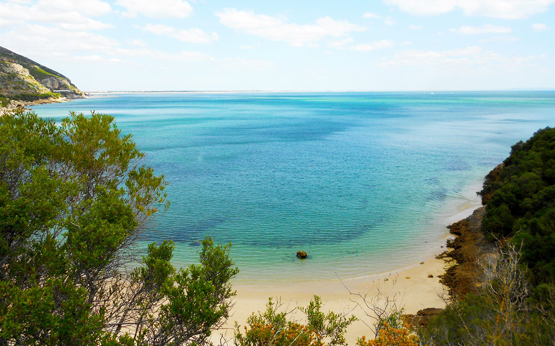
[235,296,356,346]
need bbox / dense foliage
[0,110,238,345]
[479,127,555,287]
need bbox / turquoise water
[32,92,555,284]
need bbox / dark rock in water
[296,251,307,259]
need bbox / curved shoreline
[227,178,484,288]
[217,183,485,344]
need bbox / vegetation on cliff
[0,110,238,345]
[479,127,555,288]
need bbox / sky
[0,0,554,91]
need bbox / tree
[0,110,239,345]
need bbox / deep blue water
[32,91,555,283]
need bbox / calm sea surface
[32,91,555,284]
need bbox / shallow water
[32,91,555,284]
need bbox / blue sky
[1,0,554,91]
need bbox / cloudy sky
[1,0,554,91]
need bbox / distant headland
[0,46,85,112]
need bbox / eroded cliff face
[0,61,52,95]
[0,46,85,103]
[38,75,84,99]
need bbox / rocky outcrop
[437,207,495,298]
[38,75,84,99]
[0,61,51,95]
[403,308,444,330]
[40,76,67,90]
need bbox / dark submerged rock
[296,251,307,259]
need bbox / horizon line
[85,89,555,94]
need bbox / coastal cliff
[0,46,85,111]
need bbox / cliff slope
[0,46,85,108]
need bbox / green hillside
[0,46,84,107]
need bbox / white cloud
[383,0,555,19]
[479,36,520,42]
[129,39,148,47]
[327,37,354,49]
[363,12,381,19]
[443,46,483,56]
[3,0,33,3]
[1,24,119,57]
[40,0,111,16]
[377,45,547,68]
[352,40,395,51]
[315,16,365,36]
[58,18,112,30]
[74,55,126,63]
[144,23,176,35]
[216,8,366,47]
[384,17,396,25]
[408,25,422,30]
[115,48,215,62]
[177,51,214,62]
[383,0,460,16]
[116,0,193,18]
[362,12,396,25]
[174,29,219,44]
[0,0,112,29]
[217,8,282,30]
[399,41,413,46]
[144,24,218,44]
[240,44,261,49]
[219,57,275,71]
[450,24,512,34]
[532,23,549,31]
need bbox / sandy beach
[212,256,447,344]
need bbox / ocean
[32,91,555,284]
